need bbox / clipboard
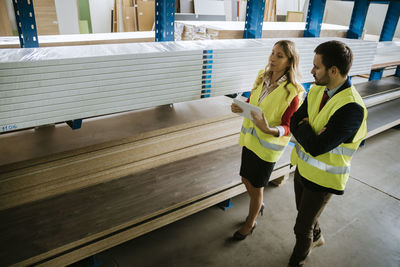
[233,98,262,120]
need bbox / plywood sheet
[0,142,293,266]
[137,0,154,31]
[286,11,303,22]
[122,0,137,32]
[33,0,59,35]
[0,0,13,36]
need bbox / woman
[231,40,304,240]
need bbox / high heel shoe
[233,221,257,241]
[244,203,265,223]
[259,203,265,216]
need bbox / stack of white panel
[208,37,377,96]
[0,43,205,132]
[0,37,377,132]
[373,41,400,67]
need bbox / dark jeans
[289,168,332,267]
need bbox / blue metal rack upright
[302,0,327,91]
[240,0,266,99]
[304,0,327,38]
[243,0,266,39]
[155,0,175,42]
[12,0,39,48]
[347,0,370,39]
[370,1,400,80]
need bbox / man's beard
[314,74,329,86]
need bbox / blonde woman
[231,40,304,240]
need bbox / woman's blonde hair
[252,40,303,101]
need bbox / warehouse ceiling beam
[155,0,175,42]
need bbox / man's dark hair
[314,40,353,76]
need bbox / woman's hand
[231,103,243,113]
[250,111,279,136]
[251,111,270,133]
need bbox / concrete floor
[72,128,400,267]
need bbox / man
[288,40,367,267]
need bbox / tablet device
[233,98,262,120]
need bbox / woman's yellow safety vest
[290,84,367,191]
[239,71,303,163]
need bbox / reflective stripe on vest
[330,146,356,157]
[295,144,350,174]
[241,126,286,151]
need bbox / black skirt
[240,146,275,188]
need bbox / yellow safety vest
[239,72,303,163]
[290,84,368,191]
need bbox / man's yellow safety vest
[290,84,367,191]
[239,72,303,163]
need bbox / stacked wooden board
[33,0,60,35]
[0,0,13,36]
[0,97,243,210]
[0,37,377,133]
[0,95,292,266]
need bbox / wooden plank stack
[0,95,293,266]
[0,97,243,210]
[0,0,13,36]
[33,0,60,35]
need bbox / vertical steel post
[304,0,327,37]
[243,0,266,39]
[379,1,400,42]
[155,0,175,42]
[12,0,39,48]
[241,0,266,98]
[347,0,370,39]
